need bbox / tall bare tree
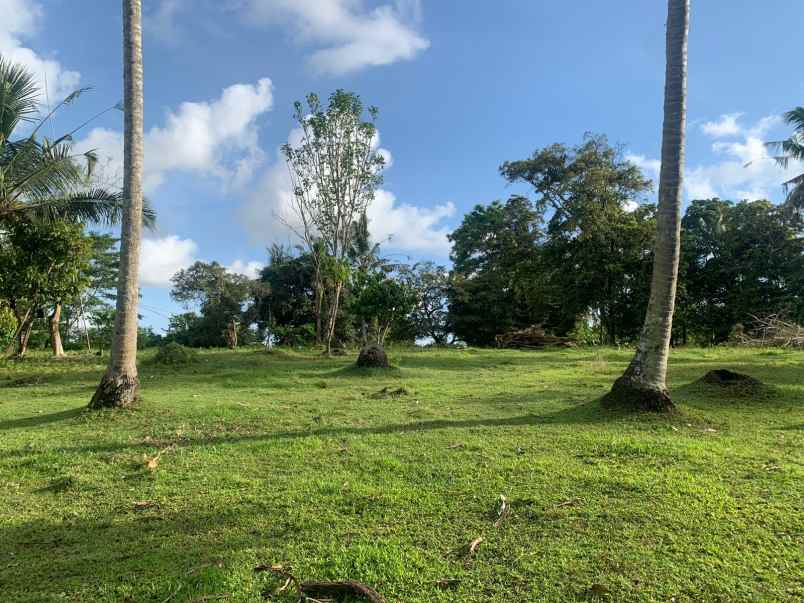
[603,0,690,411]
[282,90,385,355]
[90,0,144,409]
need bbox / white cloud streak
[240,0,429,75]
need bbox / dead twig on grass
[493,495,509,528]
[255,563,387,603]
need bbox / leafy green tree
[398,262,452,345]
[501,135,654,342]
[0,220,92,357]
[448,195,547,345]
[256,246,318,346]
[351,272,416,346]
[170,262,254,347]
[677,199,804,344]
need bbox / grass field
[1,346,802,602]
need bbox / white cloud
[144,0,185,44]
[0,0,80,101]
[239,128,454,256]
[631,115,803,202]
[139,236,199,287]
[241,0,429,75]
[701,113,744,138]
[75,78,273,193]
[227,259,263,279]
[627,153,661,179]
[366,190,455,254]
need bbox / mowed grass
[0,346,802,602]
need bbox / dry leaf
[494,494,509,527]
[448,443,465,450]
[133,500,156,510]
[435,578,460,589]
[145,455,159,470]
[467,536,483,556]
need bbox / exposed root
[601,374,675,412]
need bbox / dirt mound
[699,369,762,387]
[356,345,389,369]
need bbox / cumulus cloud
[366,190,455,254]
[630,115,803,202]
[239,129,454,256]
[0,0,81,100]
[227,259,264,279]
[701,113,744,138]
[139,236,199,287]
[74,78,273,193]
[240,0,429,75]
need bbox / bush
[151,342,197,366]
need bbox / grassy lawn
[1,346,802,602]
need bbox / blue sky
[3,0,802,330]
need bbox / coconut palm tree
[602,0,690,412]
[0,57,131,225]
[90,0,145,409]
[1,56,155,360]
[767,107,804,211]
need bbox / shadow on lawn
[0,401,627,459]
[0,407,87,431]
[0,506,273,602]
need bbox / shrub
[151,342,197,366]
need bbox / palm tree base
[89,372,139,409]
[601,374,675,412]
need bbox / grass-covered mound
[0,346,802,602]
[150,342,198,366]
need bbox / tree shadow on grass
[0,400,624,460]
[0,506,275,602]
[0,406,87,431]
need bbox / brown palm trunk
[90,0,144,408]
[603,0,689,412]
[50,303,66,357]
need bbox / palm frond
[21,188,157,229]
[0,55,40,141]
[783,107,804,132]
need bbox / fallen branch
[255,563,387,603]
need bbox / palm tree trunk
[50,303,66,357]
[603,0,689,412]
[89,0,144,409]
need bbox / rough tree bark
[89,0,144,409]
[602,0,689,412]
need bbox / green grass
[1,346,802,602]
